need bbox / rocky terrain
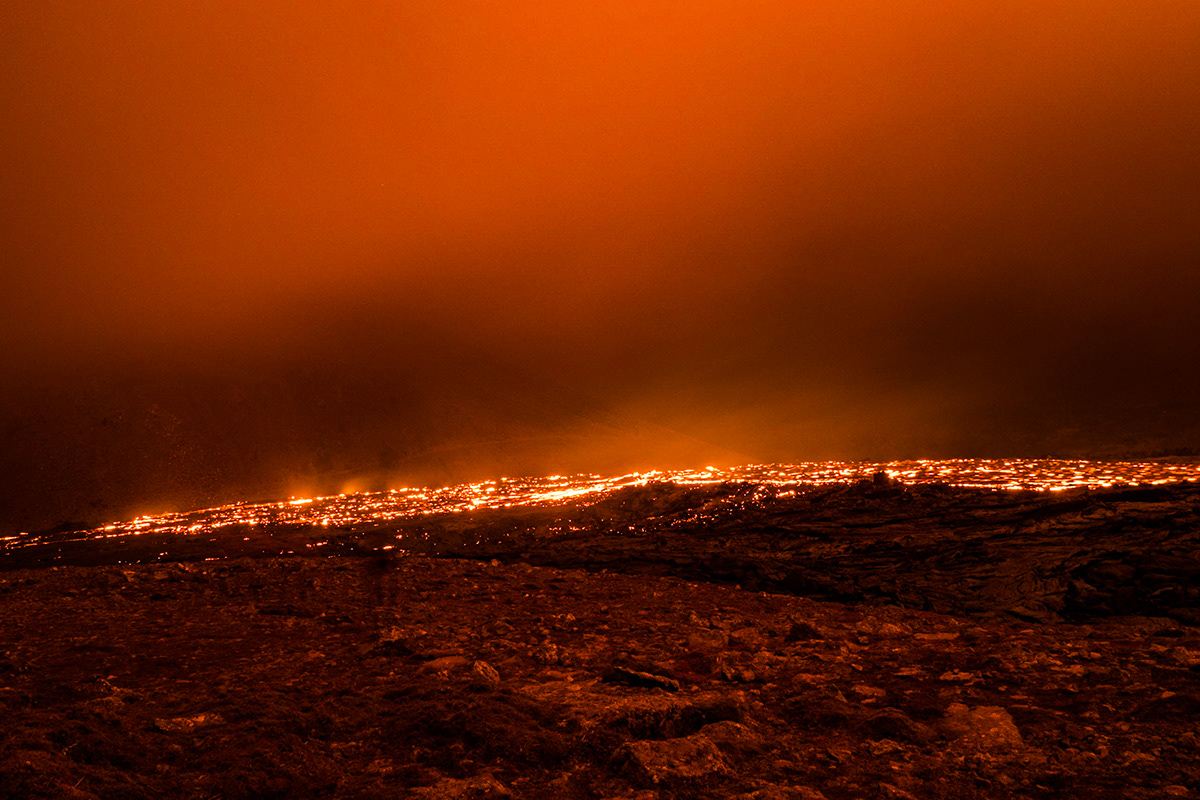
[367,476,1200,627]
[3,479,1200,798]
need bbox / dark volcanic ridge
[8,478,1200,626]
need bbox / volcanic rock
[940,703,1024,753]
[614,733,730,786]
[5,482,1200,798]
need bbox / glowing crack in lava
[4,459,1198,556]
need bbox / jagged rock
[481,619,515,636]
[867,739,903,756]
[1168,647,1200,667]
[702,720,766,757]
[600,694,743,740]
[472,660,501,686]
[364,626,416,657]
[688,629,730,652]
[737,786,827,799]
[424,655,471,673]
[859,708,936,745]
[717,655,759,683]
[153,713,225,732]
[785,620,822,641]
[603,665,680,692]
[532,641,560,665]
[411,775,512,798]
[615,734,729,786]
[784,687,860,729]
[729,627,768,650]
[748,652,777,681]
[939,703,1023,752]
[850,684,886,700]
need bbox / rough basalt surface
[2,553,1200,799]
[3,481,1200,798]
[371,478,1200,625]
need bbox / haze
[3,1,1199,532]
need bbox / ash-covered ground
[3,480,1199,799]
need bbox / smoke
[3,1,1200,531]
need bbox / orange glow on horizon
[8,459,1199,550]
[3,3,1200,538]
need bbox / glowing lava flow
[6,459,1200,550]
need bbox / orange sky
[3,1,1200,527]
